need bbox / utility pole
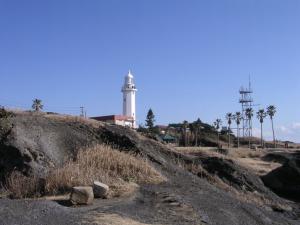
[80,106,84,117]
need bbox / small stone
[93,181,109,198]
[70,186,94,205]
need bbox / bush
[4,145,164,198]
[45,145,164,196]
[0,107,14,119]
[5,171,43,198]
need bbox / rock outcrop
[0,112,104,181]
[262,154,300,201]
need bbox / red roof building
[91,115,134,128]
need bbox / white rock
[93,181,109,198]
[70,186,94,205]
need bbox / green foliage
[245,108,254,119]
[226,113,233,126]
[0,107,14,139]
[32,99,43,112]
[137,124,148,133]
[0,107,14,119]
[213,119,222,131]
[267,105,276,118]
[145,108,155,130]
[235,112,242,125]
[257,109,267,123]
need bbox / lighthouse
[122,70,137,128]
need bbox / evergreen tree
[145,108,155,131]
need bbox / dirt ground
[175,147,291,176]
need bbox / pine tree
[145,108,155,131]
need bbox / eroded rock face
[262,156,300,201]
[0,112,170,184]
[198,156,281,201]
[93,181,109,198]
[0,113,104,181]
[70,186,94,205]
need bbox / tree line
[218,105,277,149]
[141,108,226,147]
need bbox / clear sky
[0,0,300,142]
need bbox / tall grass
[6,145,164,198]
[5,172,42,199]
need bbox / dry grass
[45,144,164,197]
[226,148,265,158]
[174,147,279,176]
[174,147,225,161]
[45,114,104,128]
[10,110,103,128]
[175,146,264,158]
[5,145,164,198]
[5,171,42,199]
[235,158,281,176]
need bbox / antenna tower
[239,77,253,137]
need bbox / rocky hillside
[0,111,299,225]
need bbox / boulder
[70,186,94,205]
[93,181,109,198]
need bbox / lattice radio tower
[239,78,254,137]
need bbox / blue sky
[0,0,299,142]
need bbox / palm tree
[234,112,242,148]
[257,109,267,148]
[226,113,233,148]
[189,123,196,146]
[182,120,189,147]
[193,118,202,146]
[245,108,254,148]
[213,119,222,148]
[32,99,43,112]
[267,105,277,148]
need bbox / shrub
[5,171,42,198]
[45,144,164,196]
[4,145,164,198]
[0,107,14,119]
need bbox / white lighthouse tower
[122,70,137,128]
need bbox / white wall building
[121,70,137,128]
